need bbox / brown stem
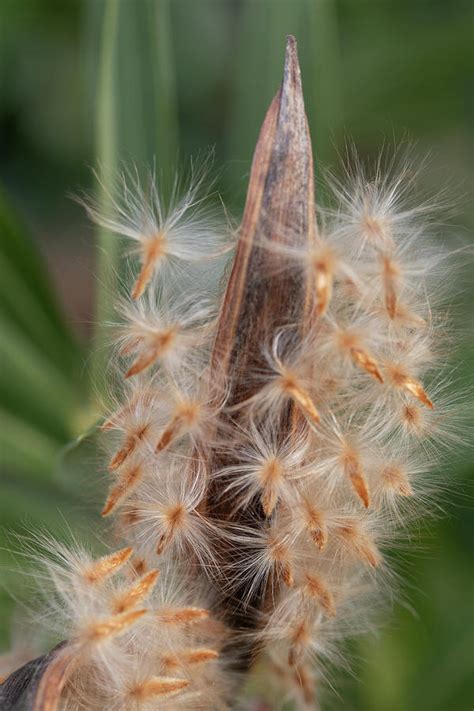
[206,35,316,667]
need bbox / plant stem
[93,0,119,396]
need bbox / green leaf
[93,0,120,387]
[0,188,87,480]
[54,424,103,500]
[0,314,79,441]
[0,188,80,376]
[0,408,60,481]
[91,0,178,389]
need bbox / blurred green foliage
[0,0,472,708]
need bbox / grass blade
[92,0,178,391]
[93,0,120,389]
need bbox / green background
[0,1,472,709]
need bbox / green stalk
[93,0,119,395]
[149,0,178,196]
[92,0,178,398]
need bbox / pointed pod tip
[285,34,297,53]
[283,34,302,88]
[211,31,315,388]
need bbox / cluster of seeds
[206,160,453,705]
[37,542,228,710]
[15,154,458,710]
[92,160,452,706]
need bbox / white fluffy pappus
[211,420,314,518]
[22,537,229,710]
[114,286,217,379]
[229,328,323,428]
[120,459,220,572]
[83,162,233,301]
